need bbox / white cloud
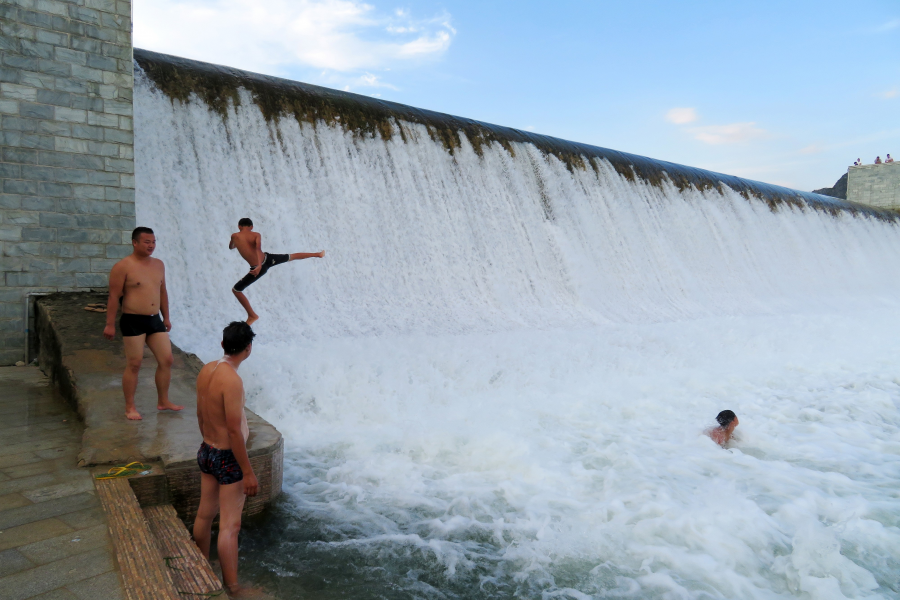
[688,122,770,145]
[134,0,455,80]
[877,87,898,99]
[665,107,698,124]
[876,18,900,32]
[799,144,824,155]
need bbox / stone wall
[0,0,134,365]
[847,163,900,209]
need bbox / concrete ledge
[35,292,283,523]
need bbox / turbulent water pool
[133,55,900,599]
[228,313,900,599]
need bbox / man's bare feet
[157,401,184,411]
[125,408,142,420]
[246,314,259,326]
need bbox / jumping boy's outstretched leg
[288,251,325,261]
[232,289,259,325]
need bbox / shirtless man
[193,321,258,596]
[104,227,183,420]
[708,410,739,446]
[229,218,324,325]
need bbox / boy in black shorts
[228,218,324,325]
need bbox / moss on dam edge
[134,48,897,223]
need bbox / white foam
[135,73,900,598]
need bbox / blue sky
[135,0,898,191]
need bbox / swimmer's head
[222,321,255,356]
[716,410,737,428]
[238,218,253,229]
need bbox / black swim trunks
[232,252,290,292]
[197,441,244,485]
[120,313,167,337]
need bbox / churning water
[135,66,900,599]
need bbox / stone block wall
[0,0,134,365]
[847,163,900,209]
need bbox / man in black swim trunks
[104,227,184,420]
[229,218,324,325]
[194,322,258,596]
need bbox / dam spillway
[132,49,900,599]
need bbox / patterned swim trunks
[197,442,244,485]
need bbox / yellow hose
[94,461,148,479]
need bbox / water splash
[135,63,900,599]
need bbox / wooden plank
[143,504,224,597]
[95,478,181,600]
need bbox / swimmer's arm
[103,262,126,340]
[224,378,258,496]
[228,234,236,250]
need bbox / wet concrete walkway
[0,366,125,600]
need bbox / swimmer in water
[229,218,325,325]
[708,410,739,446]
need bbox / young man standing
[193,322,258,596]
[104,227,184,420]
[229,218,324,325]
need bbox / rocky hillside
[813,172,848,200]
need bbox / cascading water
[134,51,900,599]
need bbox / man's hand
[103,324,115,340]
[243,472,259,497]
[163,318,172,332]
[250,265,262,277]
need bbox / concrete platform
[0,366,125,600]
[33,292,283,523]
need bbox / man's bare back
[230,229,264,270]
[196,360,250,448]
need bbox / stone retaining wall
[0,0,135,365]
[35,292,284,523]
[847,163,900,209]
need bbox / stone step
[94,478,181,600]
[143,504,223,597]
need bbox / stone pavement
[0,366,124,600]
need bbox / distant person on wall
[193,321,258,597]
[229,218,325,325]
[707,410,739,446]
[103,227,184,420]
[886,154,894,163]
[875,156,883,164]
[853,160,861,166]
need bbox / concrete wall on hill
[0,0,134,365]
[847,163,900,209]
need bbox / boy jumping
[229,218,324,324]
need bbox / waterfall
[134,51,900,599]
